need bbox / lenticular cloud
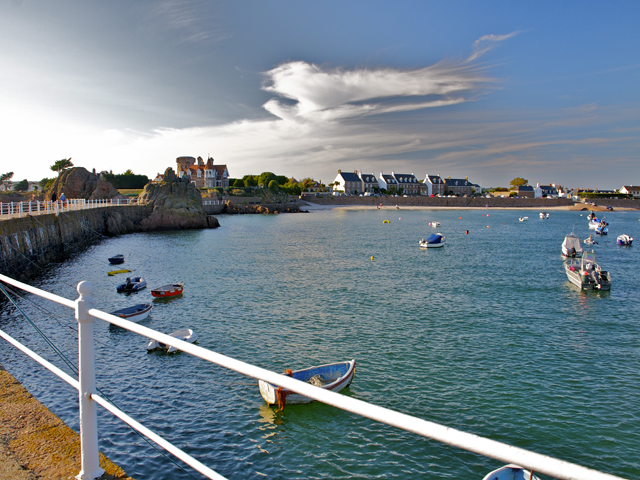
[261,60,490,121]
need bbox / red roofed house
[176,156,230,189]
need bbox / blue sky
[1,1,639,189]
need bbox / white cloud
[468,31,519,62]
[261,60,489,121]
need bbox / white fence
[0,273,627,480]
[202,199,222,206]
[0,198,139,220]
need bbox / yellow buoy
[383,220,390,223]
[371,256,374,261]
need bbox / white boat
[564,250,611,291]
[429,221,441,227]
[561,233,583,257]
[617,234,633,246]
[519,216,528,222]
[595,220,608,235]
[147,328,198,353]
[482,464,540,480]
[539,211,549,219]
[109,303,152,322]
[259,360,356,407]
[588,217,602,229]
[583,235,598,245]
[419,233,445,248]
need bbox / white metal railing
[0,273,628,480]
[0,198,139,220]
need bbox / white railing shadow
[0,274,626,480]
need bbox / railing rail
[0,198,140,220]
[0,273,628,480]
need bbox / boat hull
[116,277,147,293]
[564,262,611,291]
[108,255,125,265]
[110,303,152,322]
[482,464,540,480]
[259,360,356,405]
[151,283,184,298]
[147,328,197,352]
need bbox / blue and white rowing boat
[259,360,356,407]
[109,303,152,322]
[419,233,445,248]
[116,277,147,293]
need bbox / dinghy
[147,328,197,353]
[617,234,633,246]
[151,282,184,298]
[108,269,131,276]
[419,233,445,248]
[430,221,441,227]
[482,464,540,480]
[259,360,356,408]
[539,211,549,219]
[519,216,528,222]
[116,277,147,293]
[108,254,125,265]
[109,303,152,322]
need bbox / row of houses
[333,170,480,196]
[512,184,640,199]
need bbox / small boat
[107,269,131,276]
[583,235,598,245]
[259,360,356,408]
[539,211,549,219]
[518,216,528,222]
[595,220,608,235]
[109,303,152,322]
[430,221,441,227]
[617,234,633,246]
[419,233,445,248]
[588,217,600,229]
[151,282,184,298]
[561,233,583,257]
[482,464,540,480]
[564,250,611,291]
[116,277,147,293]
[108,254,125,265]
[147,328,197,353]
[587,211,596,221]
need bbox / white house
[377,173,398,192]
[534,183,559,198]
[620,185,640,198]
[423,174,446,196]
[333,170,362,195]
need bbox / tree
[299,178,316,191]
[268,179,279,192]
[243,175,258,187]
[233,178,245,188]
[50,158,74,176]
[123,169,134,175]
[258,172,276,187]
[39,177,55,190]
[0,171,14,191]
[509,177,528,187]
[13,179,29,192]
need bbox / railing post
[75,281,104,480]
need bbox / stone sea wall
[301,195,577,208]
[0,206,150,281]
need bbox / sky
[1,1,639,189]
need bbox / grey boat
[564,250,611,291]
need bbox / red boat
[151,282,184,298]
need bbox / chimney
[338,169,341,174]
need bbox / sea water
[1,207,639,479]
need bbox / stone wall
[301,195,576,208]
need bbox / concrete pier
[0,363,133,480]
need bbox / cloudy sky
[1,1,639,188]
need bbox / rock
[48,167,124,200]
[137,167,219,230]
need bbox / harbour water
[1,207,639,479]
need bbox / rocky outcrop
[137,168,219,230]
[223,203,303,214]
[48,167,124,200]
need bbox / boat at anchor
[564,251,611,291]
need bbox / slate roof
[622,185,640,192]
[426,175,444,184]
[516,185,535,192]
[339,172,361,182]
[393,173,419,184]
[446,178,473,187]
[380,174,397,184]
[360,173,377,184]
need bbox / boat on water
[587,211,596,221]
[259,360,356,408]
[617,234,633,246]
[430,221,441,227]
[116,277,147,293]
[595,220,608,235]
[561,233,583,257]
[108,254,125,265]
[482,464,540,480]
[419,233,445,248]
[583,235,598,245]
[147,328,197,353]
[519,216,528,222]
[151,282,184,298]
[564,250,611,291]
[108,269,131,276]
[109,303,152,322]
[539,211,549,219]
[588,217,601,229]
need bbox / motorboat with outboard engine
[561,233,583,257]
[564,250,611,290]
[419,233,445,248]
